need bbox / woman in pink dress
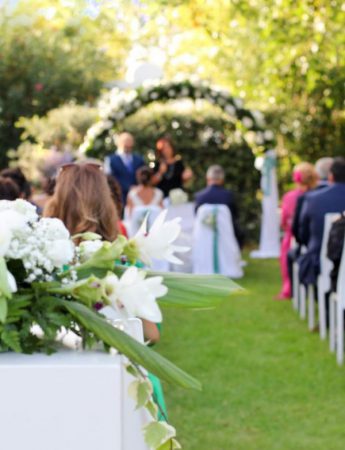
[277,163,318,299]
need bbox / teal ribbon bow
[212,207,220,274]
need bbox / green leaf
[146,399,159,419]
[48,276,104,307]
[143,422,176,449]
[0,296,8,324]
[61,300,201,390]
[151,272,243,308]
[74,236,127,272]
[1,329,21,352]
[0,257,11,299]
[128,379,153,409]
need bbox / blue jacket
[109,153,145,202]
[298,183,345,284]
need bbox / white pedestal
[0,350,150,450]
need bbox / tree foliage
[0,0,129,166]
[122,0,345,165]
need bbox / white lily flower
[0,222,12,257]
[131,210,189,266]
[7,271,17,293]
[79,240,104,262]
[104,267,167,322]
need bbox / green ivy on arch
[79,80,275,156]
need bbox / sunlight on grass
[158,258,345,449]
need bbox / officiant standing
[104,132,145,204]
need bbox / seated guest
[44,161,162,413]
[104,132,145,204]
[278,163,318,299]
[127,166,163,217]
[327,213,345,293]
[292,157,333,244]
[299,157,345,286]
[195,165,242,247]
[44,162,118,241]
[0,167,31,200]
[0,176,20,200]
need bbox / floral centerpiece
[0,200,240,449]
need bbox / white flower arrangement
[0,199,240,450]
[242,116,254,129]
[169,188,188,206]
[78,80,274,155]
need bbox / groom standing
[105,132,145,204]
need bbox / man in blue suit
[299,157,345,285]
[105,132,145,204]
[195,165,243,247]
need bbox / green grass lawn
[158,257,345,450]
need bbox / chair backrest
[192,204,243,278]
[319,213,341,290]
[165,203,194,273]
[337,230,345,306]
[128,205,163,238]
[166,202,194,234]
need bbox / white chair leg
[292,263,299,311]
[336,299,344,365]
[318,284,327,340]
[299,284,306,320]
[329,294,336,352]
[308,285,315,331]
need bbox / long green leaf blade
[61,300,201,391]
[149,272,243,307]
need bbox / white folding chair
[192,204,243,278]
[166,203,194,273]
[329,231,345,363]
[297,246,307,320]
[317,213,340,339]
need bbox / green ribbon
[262,153,277,196]
[212,207,220,274]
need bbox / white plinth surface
[0,350,150,450]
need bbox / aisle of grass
[158,258,345,450]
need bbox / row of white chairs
[292,213,345,365]
[125,203,243,278]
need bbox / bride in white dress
[126,166,163,217]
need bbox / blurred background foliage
[0,0,344,191]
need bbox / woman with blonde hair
[44,162,118,241]
[277,162,318,299]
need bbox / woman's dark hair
[0,176,20,200]
[0,167,31,199]
[156,135,175,156]
[136,166,153,186]
[106,175,123,216]
[330,157,345,183]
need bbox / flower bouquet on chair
[0,200,241,449]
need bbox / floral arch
[79,80,275,155]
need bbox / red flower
[34,83,44,92]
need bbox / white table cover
[0,349,150,450]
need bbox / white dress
[128,188,163,207]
